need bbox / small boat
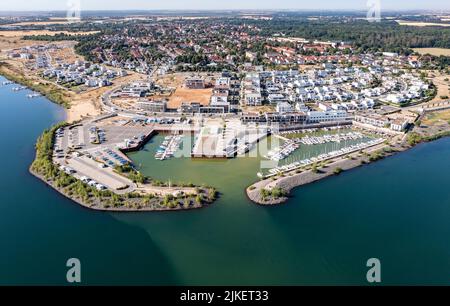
[12,86,27,91]
[27,93,41,98]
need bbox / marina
[296,132,365,145]
[2,49,450,283]
[265,140,300,161]
[155,134,183,160]
[264,138,385,178]
[0,2,449,287]
[280,126,348,136]
[191,119,269,159]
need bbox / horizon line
[0,8,449,13]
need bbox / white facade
[276,102,293,114]
[307,110,348,123]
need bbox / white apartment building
[276,102,293,114]
[307,110,349,123]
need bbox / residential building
[185,77,205,89]
[307,110,349,123]
[276,102,293,114]
[136,100,167,113]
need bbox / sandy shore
[66,98,101,122]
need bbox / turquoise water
[1,75,450,285]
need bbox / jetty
[247,138,396,206]
[264,138,385,178]
[265,140,300,161]
[155,134,183,161]
[191,119,269,158]
[297,132,365,145]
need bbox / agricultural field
[0,30,99,37]
[395,20,450,27]
[413,48,450,56]
[2,19,80,26]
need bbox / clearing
[155,73,215,109]
[427,71,450,103]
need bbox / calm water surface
[1,75,450,285]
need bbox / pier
[265,140,300,161]
[263,138,385,178]
[296,132,365,145]
[191,124,269,158]
[155,134,183,161]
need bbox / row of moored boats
[12,86,27,91]
[265,140,300,161]
[155,135,183,161]
[297,132,365,145]
[2,81,41,98]
[266,138,385,176]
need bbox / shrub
[334,167,343,175]
[407,132,423,146]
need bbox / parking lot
[82,124,153,149]
[85,147,130,168]
[52,120,160,193]
[51,117,196,194]
[65,155,134,192]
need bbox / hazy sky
[0,0,449,11]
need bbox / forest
[252,18,450,53]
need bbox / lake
[1,75,450,285]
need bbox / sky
[0,0,449,12]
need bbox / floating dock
[191,124,269,159]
